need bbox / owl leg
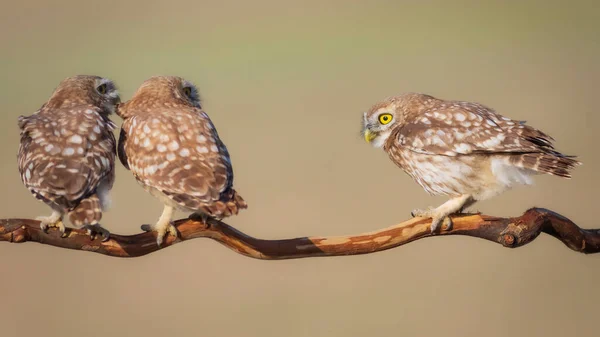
[141,205,178,246]
[458,198,477,214]
[411,194,473,233]
[36,210,66,237]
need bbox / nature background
[0,1,598,336]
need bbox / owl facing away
[17,75,119,240]
[362,93,581,232]
[116,76,247,246]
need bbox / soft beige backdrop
[1,1,598,336]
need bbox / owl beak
[114,103,122,117]
[364,129,376,143]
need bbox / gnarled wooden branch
[0,207,598,258]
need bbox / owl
[116,76,247,246]
[17,75,119,240]
[362,93,581,232]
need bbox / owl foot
[143,205,177,246]
[83,224,111,242]
[411,195,472,233]
[141,222,178,246]
[189,212,218,225]
[411,208,453,233]
[411,207,435,218]
[36,213,67,238]
[430,216,453,233]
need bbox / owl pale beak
[364,129,376,143]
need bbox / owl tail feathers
[68,194,102,227]
[227,189,248,213]
[201,189,248,218]
[510,152,582,179]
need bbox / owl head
[362,93,436,148]
[116,76,201,119]
[46,75,120,113]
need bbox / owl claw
[59,223,69,238]
[143,222,178,246]
[430,216,453,233]
[411,207,453,233]
[156,224,178,247]
[189,212,216,225]
[84,224,110,242]
[36,215,66,237]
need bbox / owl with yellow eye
[362,93,580,233]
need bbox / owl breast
[390,149,521,200]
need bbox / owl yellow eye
[182,86,192,98]
[378,113,393,125]
[97,84,107,94]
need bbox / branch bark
[1,207,598,258]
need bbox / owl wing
[397,101,561,157]
[121,108,236,214]
[18,108,116,210]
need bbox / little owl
[116,76,247,246]
[362,93,580,232]
[17,75,119,240]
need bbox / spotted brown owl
[116,76,247,245]
[17,75,119,240]
[362,93,581,232]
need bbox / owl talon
[36,214,65,236]
[443,216,453,231]
[189,212,216,225]
[145,222,178,246]
[168,224,178,237]
[56,221,67,237]
[411,207,454,233]
[430,217,441,232]
[155,224,177,246]
[430,216,453,233]
[84,224,110,242]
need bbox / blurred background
[0,1,598,336]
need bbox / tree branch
[1,207,598,258]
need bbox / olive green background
[0,1,598,336]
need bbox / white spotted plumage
[17,75,119,240]
[116,76,247,246]
[362,93,581,233]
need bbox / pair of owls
[18,75,580,246]
[17,75,246,245]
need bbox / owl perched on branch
[17,75,119,240]
[362,93,581,233]
[116,76,247,246]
